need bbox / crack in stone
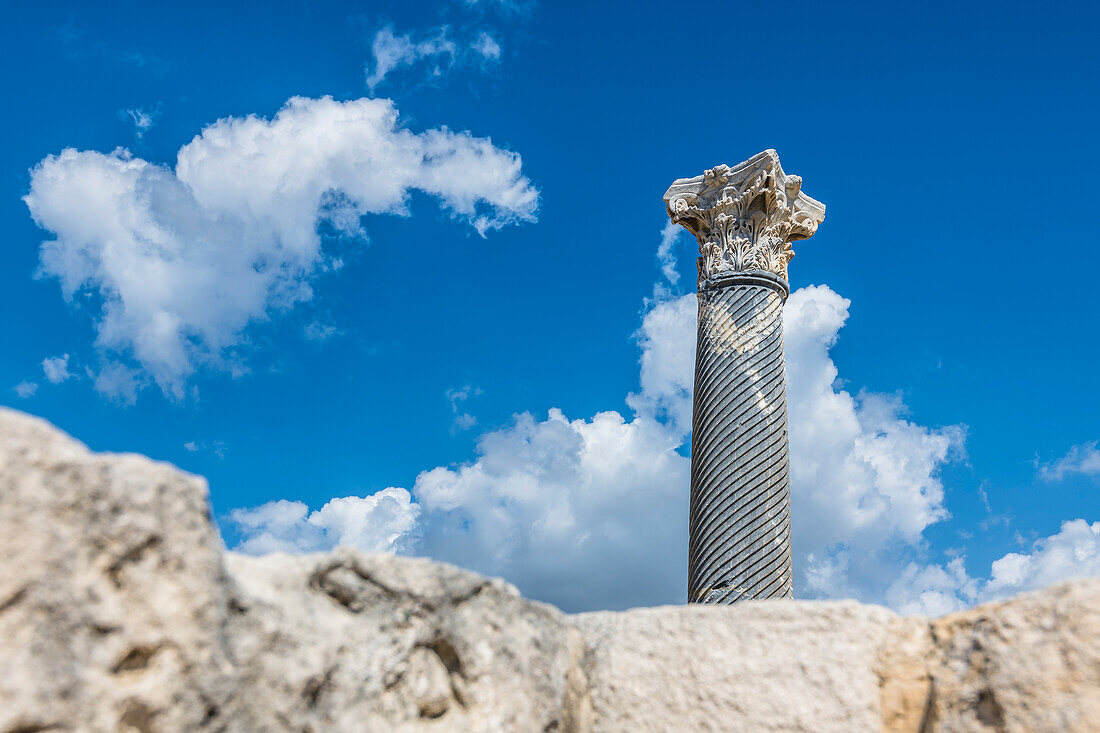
[0,585,28,615]
[105,535,161,588]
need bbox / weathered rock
[0,408,234,732]
[576,602,897,730]
[923,581,1100,730]
[2,406,1099,732]
[222,551,585,731]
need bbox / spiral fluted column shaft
[688,272,792,603]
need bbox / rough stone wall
[2,406,1099,732]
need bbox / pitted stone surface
[2,406,1099,732]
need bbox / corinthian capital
[663,150,826,284]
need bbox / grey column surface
[663,150,825,604]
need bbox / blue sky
[2,0,1098,613]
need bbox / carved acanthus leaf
[663,150,825,284]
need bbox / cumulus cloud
[365,26,502,92]
[415,409,689,611]
[230,490,420,555]
[885,519,1100,614]
[783,287,966,600]
[1038,441,1100,481]
[884,558,977,616]
[25,95,538,400]
[13,381,38,399]
[984,519,1100,597]
[626,292,695,437]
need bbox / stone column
[664,150,825,604]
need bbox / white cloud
[41,354,72,384]
[626,292,695,437]
[26,95,538,400]
[1038,441,1100,481]
[92,362,142,404]
[885,519,1100,614]
[366,26,458,92]
[365,25,505,92]
[884,558,977,616]
[120,107,157,139]
[231,490,420,555]
[183,441,199,452]
[367,23,508,90]
[631,283,965,604]
[446,384,480,405]
[784,286,966,600]
[415,408,689,611]
[656,220,685,286]
[984,519,1100,597]
[13,381,38,399]
[446,384,483,433]
[452,413,478,431]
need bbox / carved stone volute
[663,150,825,285]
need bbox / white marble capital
[663,150,825,284]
